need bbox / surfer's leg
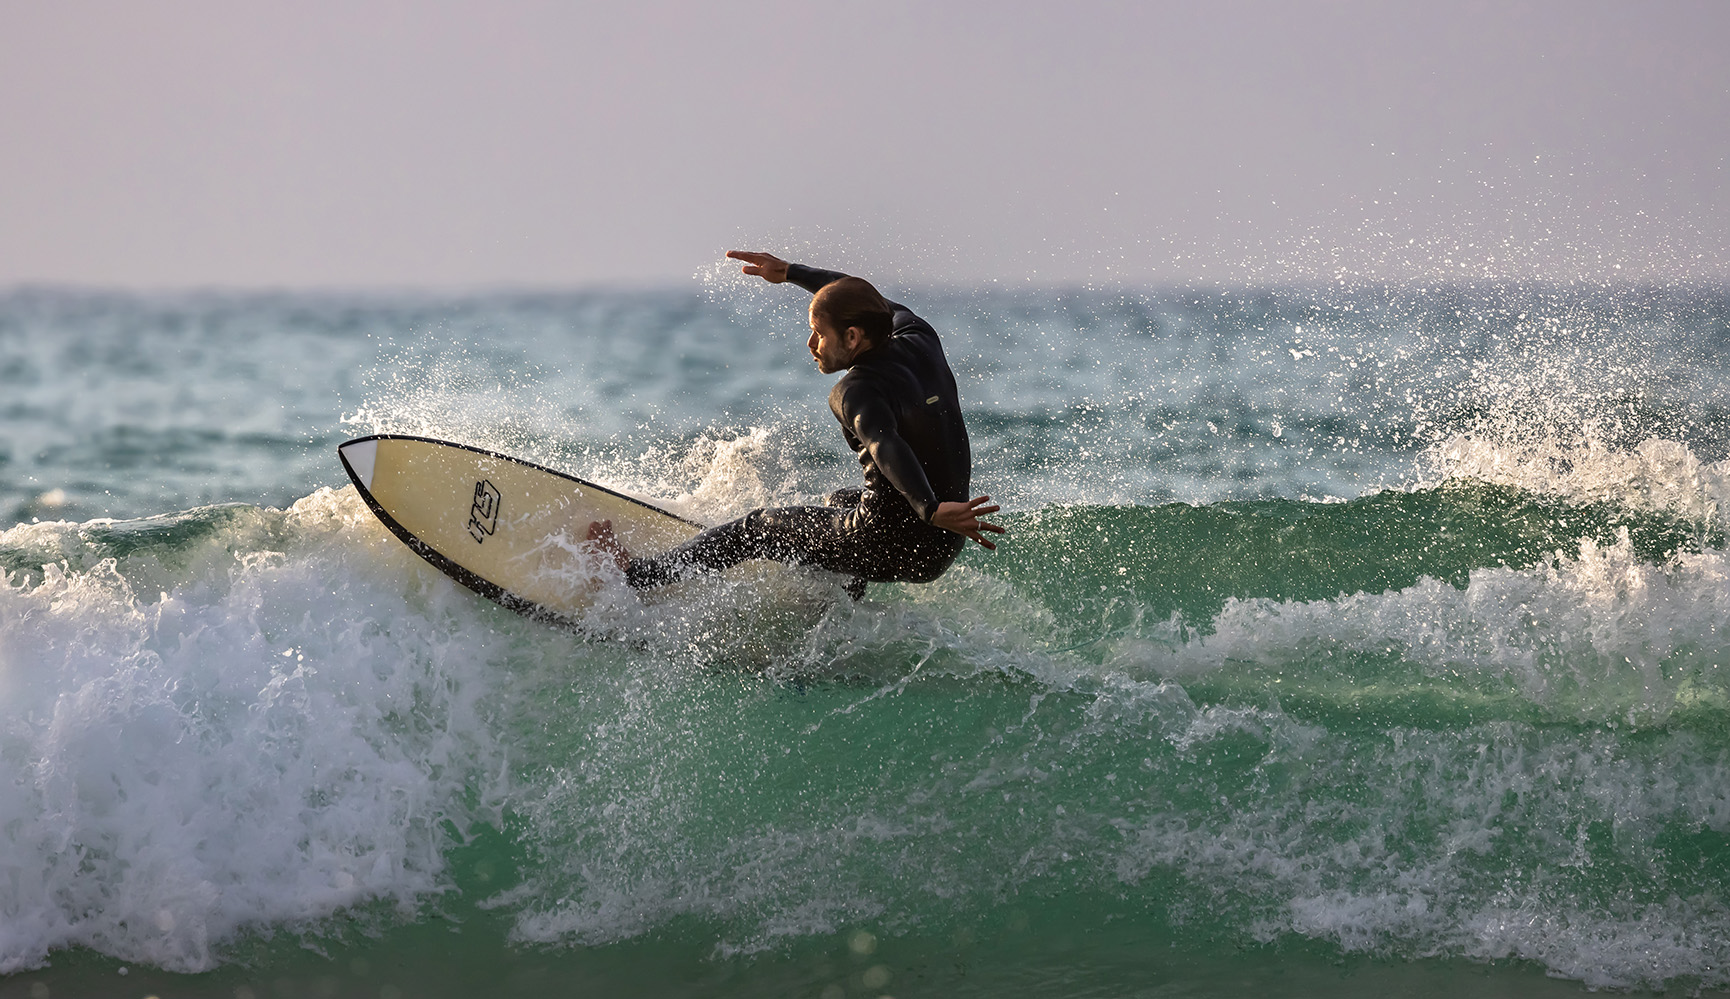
[623,505,847,588]
[824,488,868,598]
[617,497,963,591]
[775,503,964,585]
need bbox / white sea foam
[613,426,809,526]
[1406,303,1730,524]
[1109,529,1730,723]
[1427,431,1730,526]
[0,488,515,972]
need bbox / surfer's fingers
[972,534,997,550]
[979,521,1007,534]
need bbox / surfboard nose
[338,438,379,490]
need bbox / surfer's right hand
[931,496,1006,551]
[726,250,790,284]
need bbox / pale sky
[1,1,1725,289]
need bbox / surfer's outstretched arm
[726,250,790,284]
[728,250,851,296]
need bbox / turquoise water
[2,278,1729,996]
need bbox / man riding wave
[589,250,1002,594]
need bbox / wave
[2,467,1728,989]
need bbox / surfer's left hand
[726,250,790,283]
[585,520,631,574]
[931,496,1005,550]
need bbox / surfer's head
[808,277,892,372]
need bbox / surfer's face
[807,308,864,374]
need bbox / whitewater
[2,273,1728,997]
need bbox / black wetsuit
[626,263,971,589]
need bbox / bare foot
[585,519,630,575]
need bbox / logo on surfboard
[468,480,501,542]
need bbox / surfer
[588,250,1002,594]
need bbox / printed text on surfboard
[468,480,501,542]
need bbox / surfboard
[337,434,702,624]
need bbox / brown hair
[811,276,893,344]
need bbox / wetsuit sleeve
[843,384,941,523]
[786,263,848,295]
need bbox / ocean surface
[2,272,1729,997]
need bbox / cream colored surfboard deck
[338,434,701,623]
